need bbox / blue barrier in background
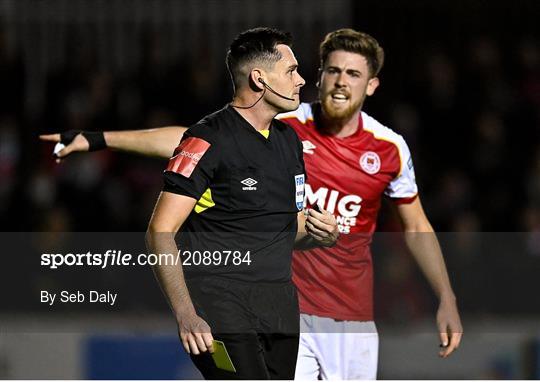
[85,335,201,379]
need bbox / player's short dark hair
[226,27,293,91]
[320,29,384,78]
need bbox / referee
[146,28,338,379]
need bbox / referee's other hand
[40,132,89,163]
[177,312,214,354]
[306,207,339,247]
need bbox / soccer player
[42,29,462,379]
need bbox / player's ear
[316,67,323,88]
[366,77,380,97]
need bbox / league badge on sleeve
[295,174,305,210]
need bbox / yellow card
[211,340,236,373]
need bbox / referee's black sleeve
[162,124,219,200]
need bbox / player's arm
[40,126,187,162]
[393,197,463,358]
[146,191,213,355]
[294,208,339,249]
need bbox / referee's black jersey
[163,105,306,282]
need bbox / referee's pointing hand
[178,312,214,355]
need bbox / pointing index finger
[39,134,61,142]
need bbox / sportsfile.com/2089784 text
[40,249,252,269]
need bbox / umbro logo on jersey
[302,140,316,154]
[241,178,258,191]
[360,151,381,174]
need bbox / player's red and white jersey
[278,102,418,321]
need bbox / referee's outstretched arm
[146,191,214,355]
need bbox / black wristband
[81,131,107,152]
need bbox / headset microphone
[230,78,296,109]
[258,78,296,101]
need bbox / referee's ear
[249,69,266,92]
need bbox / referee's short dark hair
[226,27,292,92]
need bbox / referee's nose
[296,72,306,88]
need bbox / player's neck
[320,109,362,138]
[231,94,275,131]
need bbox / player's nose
[335,72,346,87]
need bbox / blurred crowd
[1,1,539,317]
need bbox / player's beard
[321,93,364,122]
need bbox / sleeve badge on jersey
[165,137,211,178]
[295,174,305,210]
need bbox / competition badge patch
[359,151,381,175]
[295,174,305,210]
[166,137,211,178]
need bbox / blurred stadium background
[0,0,539,379]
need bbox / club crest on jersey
[359,151,381,175]
[294,174,305,210]
[302,140,316,155]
